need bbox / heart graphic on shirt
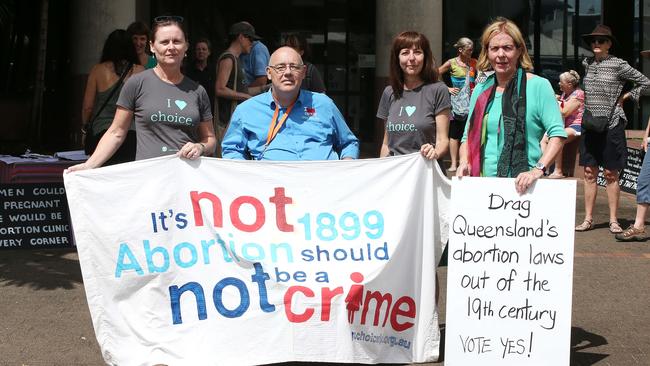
[175,100,187,111]
[405,106,416,117]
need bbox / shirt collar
[267,87,305,110]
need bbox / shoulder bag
[582,59,619,133]
[83,63,132,155]
[450,60,471,120]
[581,106,615,133]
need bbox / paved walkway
[0,179,648,365]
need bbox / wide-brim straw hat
[581,24,618,45]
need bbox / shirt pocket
[299,117,331,143]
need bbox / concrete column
[70,0,136,75]
[67,0,136,147]
[375,0,443,78]
[372,0,443,153]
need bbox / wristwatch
[534,162,546,174]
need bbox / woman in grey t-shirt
[69,16,216,172]
[376,31,450,164]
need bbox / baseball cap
[228,22,262,40]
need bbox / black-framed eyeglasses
[267,63,305,73]
[591,37,609,44]
[153,15,184,24]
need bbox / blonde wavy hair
[476,17,533,72]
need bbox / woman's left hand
[420,143,438,160]
[514,169,544,194]
[179,142,205,160]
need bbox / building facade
[1,0,648,155]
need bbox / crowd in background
[74,16,650,240]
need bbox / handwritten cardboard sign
[445,177,576,365]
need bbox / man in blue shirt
[222,47,359,161]
[236,22,270,87]
[241,41,270,87]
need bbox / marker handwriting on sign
[488,193,531,218]
[500,332,533,358]
[466,296,557,330]
[452,215,558,238]
[447,179,574,364]
[459,335,492,354]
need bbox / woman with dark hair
[376,30,450,165]
[575,25,650,233]
[284,33,326,93]
[81,29,144,165]
[456,17,566,194]
[127,21,157,69]
[69,16,216,172]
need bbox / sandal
[547,172,565,179]
[575,219,593,232]
[448,166,457,173]
[608,221,623,234]
[615,225,646,242]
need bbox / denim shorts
[637,149,650,204]
[568,124,582,136]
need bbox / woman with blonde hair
[439,36,478,171]
[81,29,144,165]
[541,70,584,178]
[456,17,566,194]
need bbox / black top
[185,61,216,111]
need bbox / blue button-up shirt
[221,89,360,161]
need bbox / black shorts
[449,116,467,140]
[579,122,627,170]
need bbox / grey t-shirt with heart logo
[376,82,450,156]
[117,69,213,160]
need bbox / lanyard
[265,98,297,146]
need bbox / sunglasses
[591,37,609,44]
[153,15,184,24]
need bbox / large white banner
[63,154,450,366]
[445,177,576,366]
